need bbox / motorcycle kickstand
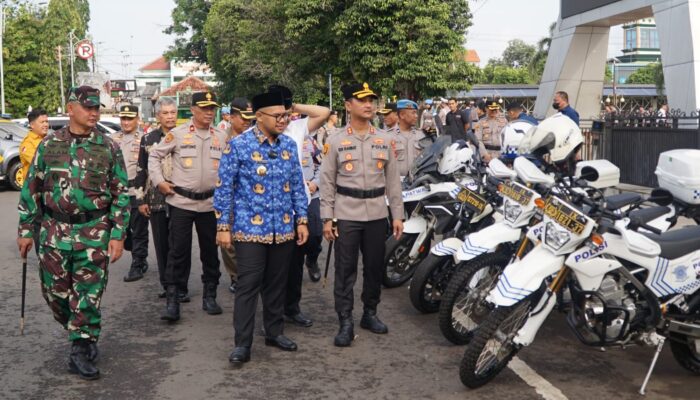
[639,336,666,396]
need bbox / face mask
[552,102,560,110]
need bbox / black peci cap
[252,91,286,112]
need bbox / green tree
[497,39,536,69]
[481,65,532,84]
[164,0,212,63]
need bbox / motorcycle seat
[605,192,642,211]
[642,225,700,260]
[628,206,671,226]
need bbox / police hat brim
[377,109,394,115]
[195,101,220,108]
[118,112,138,118]
[240,111,256,120]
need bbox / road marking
[509,357,568,400]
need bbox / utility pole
[57,46,65,112]
[69,30,75,87]
[0,7,6,115]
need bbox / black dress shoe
[334,313,354,347]
[68,340,100,380]
[306,261,321,282]
[161,286,180,322]
[264,335,298,351]
[229,347,251,364]
[123,265,144,282]
[285,312,313,327]
[360,308,388,334]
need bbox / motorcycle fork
[548,266,569,293]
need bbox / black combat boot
[68,340,100,380]
[87,340,99,363]
[123,258,145,282]
[161,285,180,321]
[360,307,388,334]
[202,283,223,315]
[334,312,354,347]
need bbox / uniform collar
[346,124,376,136]
[189,119,215,136]
[253,127,280,145]
[54,126,102,143]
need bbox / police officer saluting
[391,99,425,177]
[320,83,404,347]
[113,105,150,282]
[149,91,227,321]
[17,86,130,380]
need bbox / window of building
[639,28,659,48]
[625,29,637,50]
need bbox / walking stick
[322,219,338,288]
[20,257,27,335]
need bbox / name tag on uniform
[210,148,222,159]
[181,147,197,158]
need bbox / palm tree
[529,22,557,83]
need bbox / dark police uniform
[113,105,150,282]
[149,92,226,320]
[320,83,403,347]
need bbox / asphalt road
[0,188,697,400]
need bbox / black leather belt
[337,185,385,199]
[484,144,501,151]
[174,187,215,200]
[46,208,109,224]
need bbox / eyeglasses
[258,110,290,122]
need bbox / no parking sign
[75,40,94,60]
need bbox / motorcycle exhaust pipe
[668,319,700,339]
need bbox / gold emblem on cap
[206,92,212,101]
[254,183,265,194]
[251,215,263,225]
[283,182,290,192]
[257,165,267,176]
[363,83,369,90]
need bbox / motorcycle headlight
[503,200,522,223]
[544,222,571,250]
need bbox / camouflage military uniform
[17,127,130,342]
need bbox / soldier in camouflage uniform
[17,86,130,380]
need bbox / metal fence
[581,110,700,187]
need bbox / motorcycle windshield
[408,135,452,181]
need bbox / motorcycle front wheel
[383,233,426,288]
[459,298,533,388]
[438,252,510,345]
[409,253,454,313]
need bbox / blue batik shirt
[518,112,539,125]
[214,127,308,244]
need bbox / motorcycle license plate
[456,188,488,213]
[499,182,533,206]
[543,196,587,235]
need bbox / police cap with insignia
[67,86,104,108]
[377,103,397,115]
[192,91,220,108]
[342,82,378,101]
[231,97,256,120]
[487,99,501,110]
[252,91,285,112]
[268,85,293,110]
[118,105,138,118]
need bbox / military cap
[118,105,138,118]
[397,99,418,110]
[231,97,256,120]
[192,91,220,108]
[341,82,378,101]
[377,103,397,115]
[487,99,502,110]
[67,86,104,107]
[252,91,285,112]
[506,102,524,111]
[268,85,293,110]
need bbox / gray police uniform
[475,115,507,159]
[390,126,425,177]
[149,119,227,294]
[320,124,403,315]
[113,129,149,266]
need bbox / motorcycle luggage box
[655,149,700,205]
[575,159,620,189]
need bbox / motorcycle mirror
[648,188,674,207]
[579,166,599,182]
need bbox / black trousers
[285,198,323,316]
[125,197,149,261]
[334,219,387,314]
[164,206,220,288]
[234,241,294,348]
[150,209,192,291]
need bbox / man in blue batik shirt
[214,90,308,366]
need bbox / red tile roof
[156,76,212,98]
[464,49,480,64]
[140,56,170,71]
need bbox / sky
[64,0,627,78]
